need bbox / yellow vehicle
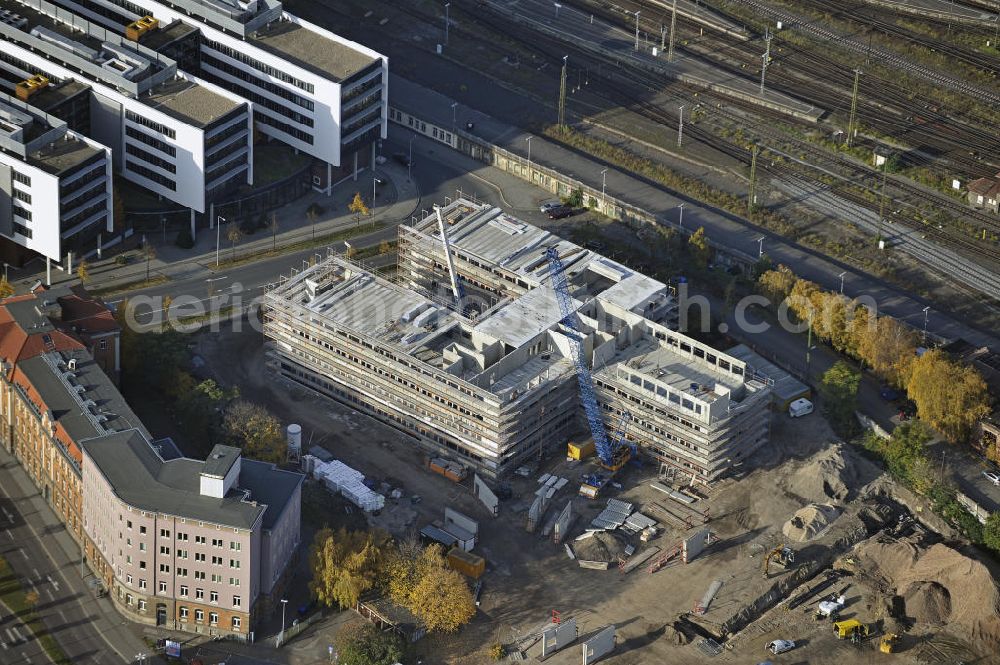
[833,619,870,640]
[879,633,900,653]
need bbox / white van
[789,398,814,418]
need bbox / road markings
[19,549,27,560]
[5,628,16,643]
[2,507,12,521]
[46,576,58,592]
[5,529,12,540]
[32,568,40,581]
[21,650,31,663]
[44,588,54,602]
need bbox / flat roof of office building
[252,19,378,82]
[12,79,90,116]
[143,77,241,127]
[27,134,104,175]
[139,19,198,51]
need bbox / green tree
[227,226,242,263]
[334,622,405,665]
[907,349,991,443]
[687,226,710,269]
[177,378,234,452]
[819,361,861,438]
[880,421,933,486]
[309,528,385,609]
[983,513,1000,554]
[223,400,286,463]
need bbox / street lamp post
[837,271,846,294]
[407,136,414,182]
[554,2,561,18]
[526,136,533,178]
[634,10,641,51]
[601,168,608,209]
[279,598,288,646]
[677,203,685,230]
[444,2,450,45]
[3,262,8,283]
[451,101,458,129]
[215,216,225,267]
[756,236,765,258]
[922,306,930,344]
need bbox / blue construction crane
[545,247,632,470]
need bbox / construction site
[236,198,1000,664]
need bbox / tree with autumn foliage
[222,400,286,463]
[383,541,475,633]
[907,349,990,444]
[309,528,387,609]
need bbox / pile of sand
[572,531,627,563]
[902,581,951,625]
[782,503,842,542]
[786,444,860,502]
[853,540,1000,651]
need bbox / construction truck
[879,633,899,653]
[815,595,846,621]
[762,544,795,578]
[833,619,870,641]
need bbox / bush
[334,623,404,665]
[175,227,194,249]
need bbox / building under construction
[262,199,772,482]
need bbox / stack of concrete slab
[622,512,657,535]
[536,474,569,500]
[590,499,633,530]
[315,460,385,512]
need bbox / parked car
[547,205,574,219]
[540,201,562,213]
[766,640,796,655]
[374,155,387,165]
[984,471,1000,486]
[392,152,413,167]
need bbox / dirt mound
[903,581,951,625]
[782,503,842,542]
[786,444,860,502]
[854,540,1000,651]
[662,623,690,646]
[572,531,627,563]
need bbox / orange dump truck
[447,547,486,579]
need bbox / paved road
[0,599,50,664]
[0,447,149,664]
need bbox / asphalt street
[0,446,149,664]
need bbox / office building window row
[343,108,381,136]
[126,160,177,190]
[205,122,247,150]
[203,41,315,94]
[125,126,177,158]
[12,222,32,238]
[205,154,246,185]
[342,75,381,103]
[126,143,177,174]
[201,54,314,111]
[12,170,31,186]
[61,180,106,212]
[254,111,314,145]
[12,188,31,204]
[200,66,313,128]
[62,200,106,230]
[61,166,105,199]
[205,139,246,170]
[12,205,31,222]
[125,111,176,139]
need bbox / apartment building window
[177,568,187,577]
[160,546,170,555]
[229,559,240,569]
[211,556,222,565]
[195,536,206,544]
[159,564,170,573]
[138,599,146,611]
[139,526,146,535]
[195,553,206,562]
[125,594,133,606]
[160,529,170,538]
[232,595,241,608]
[99,339,108,351]
[158,581,167,593]
[212,538,223,548]
[125,110,176,139]
[211,574,222,583]
[138,579,147,590]
[209,612,218,626]
[230,542,241,551]
[178,533,188,541]
[126,574,133,584]
[232,616,241,630]
[195,571,206,580]
[229,577,240,587]
[127,521,132,529]
[179,607,189,620]
[12,171,30,186]
[139,561,146,570]
[179,585,188,597]
[195,588,204,600]
[178,550,188,559]
[210,591,218,604]
[195,609,204,622]
[139,543,146,552]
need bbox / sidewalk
[28,161,420,296]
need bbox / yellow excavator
[879,633,900,653]
[762,544,795,578]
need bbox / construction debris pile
[782,503,842,542]
[311,458,386,512]
[786,443,864,502]
[852,538,1000,651]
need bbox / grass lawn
[90,274,170,298]
[0,555,72,664]
[212,223,385,270]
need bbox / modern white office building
[0,0,253,220]
[0,89,112,264]
[46,0,388,191]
